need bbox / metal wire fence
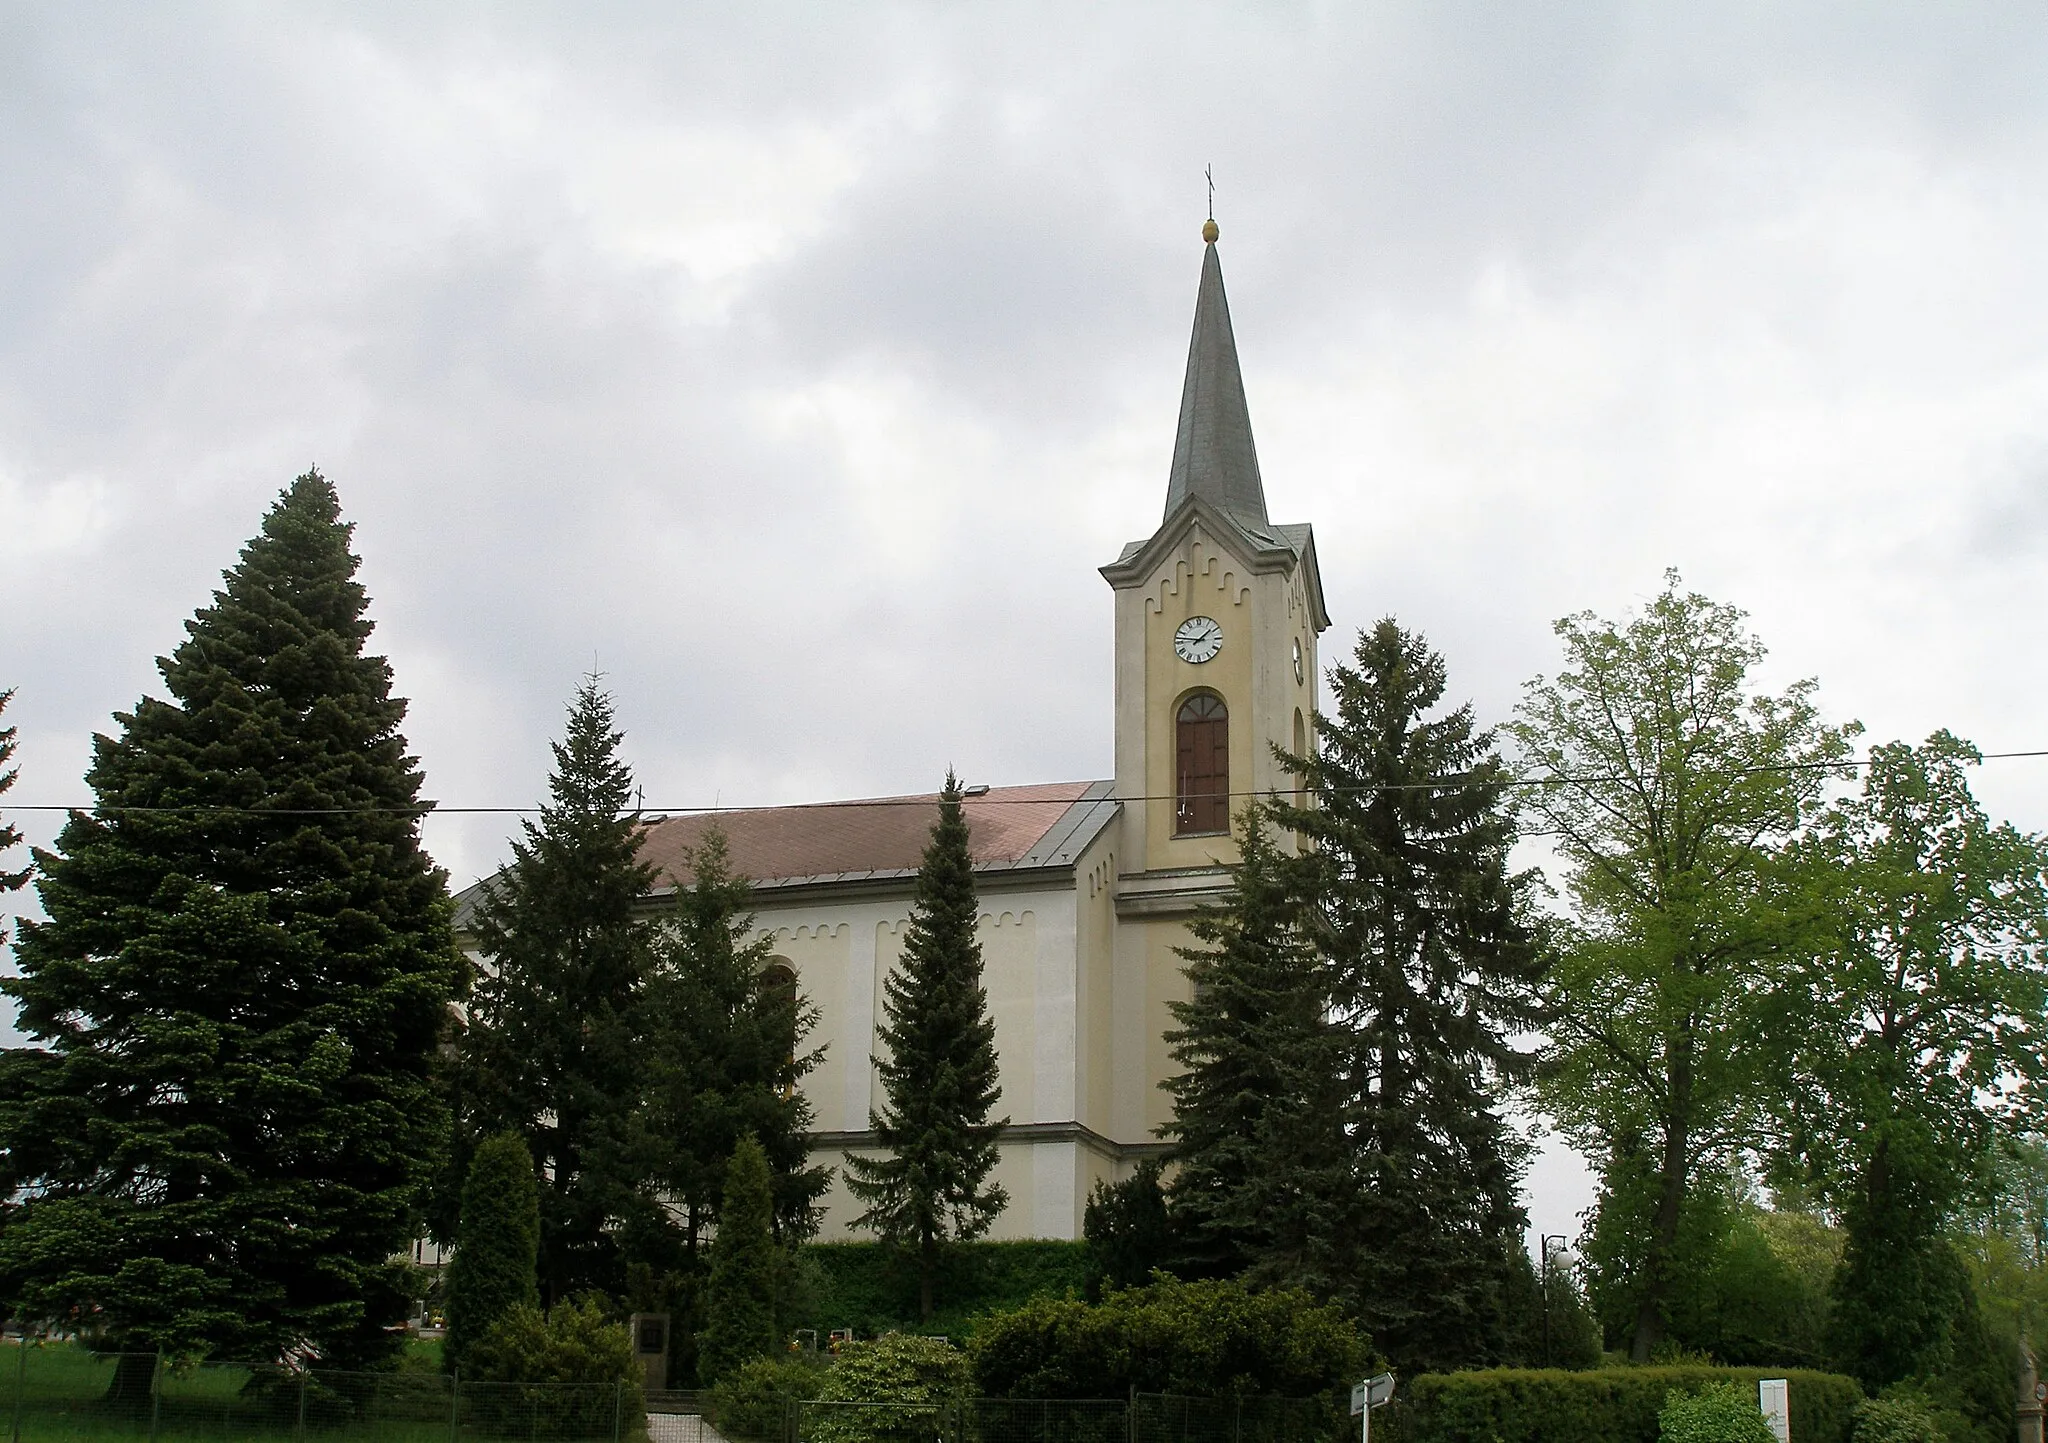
[787,1393,1344,1443]
[0,1345,638,1443]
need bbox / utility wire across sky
[8,749,2048,818]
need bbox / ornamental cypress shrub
[845,771,1008,1322]
[0,471,458,1370]
[697,1135,778,1383]
[445,1131,540,1374]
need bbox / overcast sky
[6,3,2048,1244]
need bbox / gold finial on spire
[1202,218,1219,244]
[1204,165,1218,243]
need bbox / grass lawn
[0,1343,627,1443]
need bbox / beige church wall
[811,1135,1101,1242]
[1139,915,1196,1136]
[1073,826,1119,1140]
[971,908,1041,1122]
[1111,523,1320,876]
[755,898,904,1136]
[1140,531,1256,869]
[754,879,1091,1242]
[1107,908,1196,1144]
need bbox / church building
[620,224,1326,1241]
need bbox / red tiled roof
[635,781,1104,888]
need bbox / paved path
[646,1411,728,1443]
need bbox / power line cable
[7,750,2048,819]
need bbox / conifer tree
[641,831,828,1260]
[845,772,1008,1321]
[0,472,458,1368]
[695,1135,778,1383]
[462,677,653,1304]
[445,1132,540,1375]
[1163,813,1352,1292]
[1269,618,1546,1372]
[0,690,30,926]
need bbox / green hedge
[793,1240,1092,1339]
[1379,1367,1862,1443]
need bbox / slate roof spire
[1163,221,1269,528]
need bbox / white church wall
[755,879,1090,1241]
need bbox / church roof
[635,779,1118,896]
[1163,233,1268,529]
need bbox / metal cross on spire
[1205,163,1215,221]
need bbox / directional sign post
[1351,1373,1395,1443]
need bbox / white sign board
[1759,1378,1789,1443]
[1351,1382,1367,1417]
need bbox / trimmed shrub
[464,1296,641,1436]
[709,1353,831,1443]
[970,1274,1372,1400]
[795,1239,1092,1338]
[1850,1393,1944,1443]
[1659,1382,1776,1443]
[1383,1367,1861,1443]
[467,1296,640,1388]
[811,1335,968,1442]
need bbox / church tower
[1096,222,1330,1151]
[1102,222,1330,897]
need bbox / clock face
[1174,615,1223,664]
[1293,638,1304,684]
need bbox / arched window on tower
[1176,692,1229,835]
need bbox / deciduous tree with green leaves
[461,677,653,1305]
[845,772,1008,1322]
[0,472,458,1370]
[1771,733,2048,1403]
[445,1131,541,1375]
[1508,572,1857,1362]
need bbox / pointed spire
[1163,223,1269,528]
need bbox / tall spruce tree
[1267,618,1546,1372]
[0,690,30,928]
[641,831,829,1261]
[845,771,1008,1321]
[0,472,458,1368]
[695,1135,778,1383]
[445,1131,540,1375]
[462,677,653,1304]
[1163,813,1352,1293]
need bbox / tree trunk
[1631,1092,1692,1362]
[104,1351,157,1410]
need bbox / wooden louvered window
[1175,692,1229,835]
